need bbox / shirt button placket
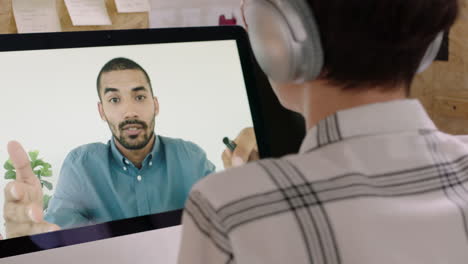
[135,174,147,215]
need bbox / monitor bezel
[0,26,272,258]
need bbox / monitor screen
[0,27,279,259]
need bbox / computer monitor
[0,26,305,263]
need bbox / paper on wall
[12,0,61,33]
[180,8,202,27]
[148,0,245,29]
[150,8,205,28]
[115,0,150,13]
[64,0,111,26]
[149,8,179,28]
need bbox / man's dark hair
[307,0,459,92]
[96,57,153,100]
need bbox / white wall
[0,40,253,237]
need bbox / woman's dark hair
[307,0,460,91]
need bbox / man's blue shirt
[44,135,216,228]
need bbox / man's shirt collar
[109,133,161,168]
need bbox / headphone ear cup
[244,0,297,83]
[244,0,324,83]
[417,32,444,74]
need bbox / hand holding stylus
[222,127,259,169]
[3,141,60,238]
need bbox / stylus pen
[223,137,237,152]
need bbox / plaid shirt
[178,99,468,264]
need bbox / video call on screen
[0,40,254,238]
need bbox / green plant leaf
[43,194,51,210]
[43,163,52,170]
[28,151,39,162]
[5,170,16,180]
[31,159,45,169]
[3,160,14,171]
[41,180,53,191]
[41,169,53,177]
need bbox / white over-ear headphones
[417,31,444,74]
[243,0,444,83]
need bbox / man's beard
[110,118,155,150]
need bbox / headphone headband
[244,0,443,83]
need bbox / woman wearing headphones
[178,0,461,263]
